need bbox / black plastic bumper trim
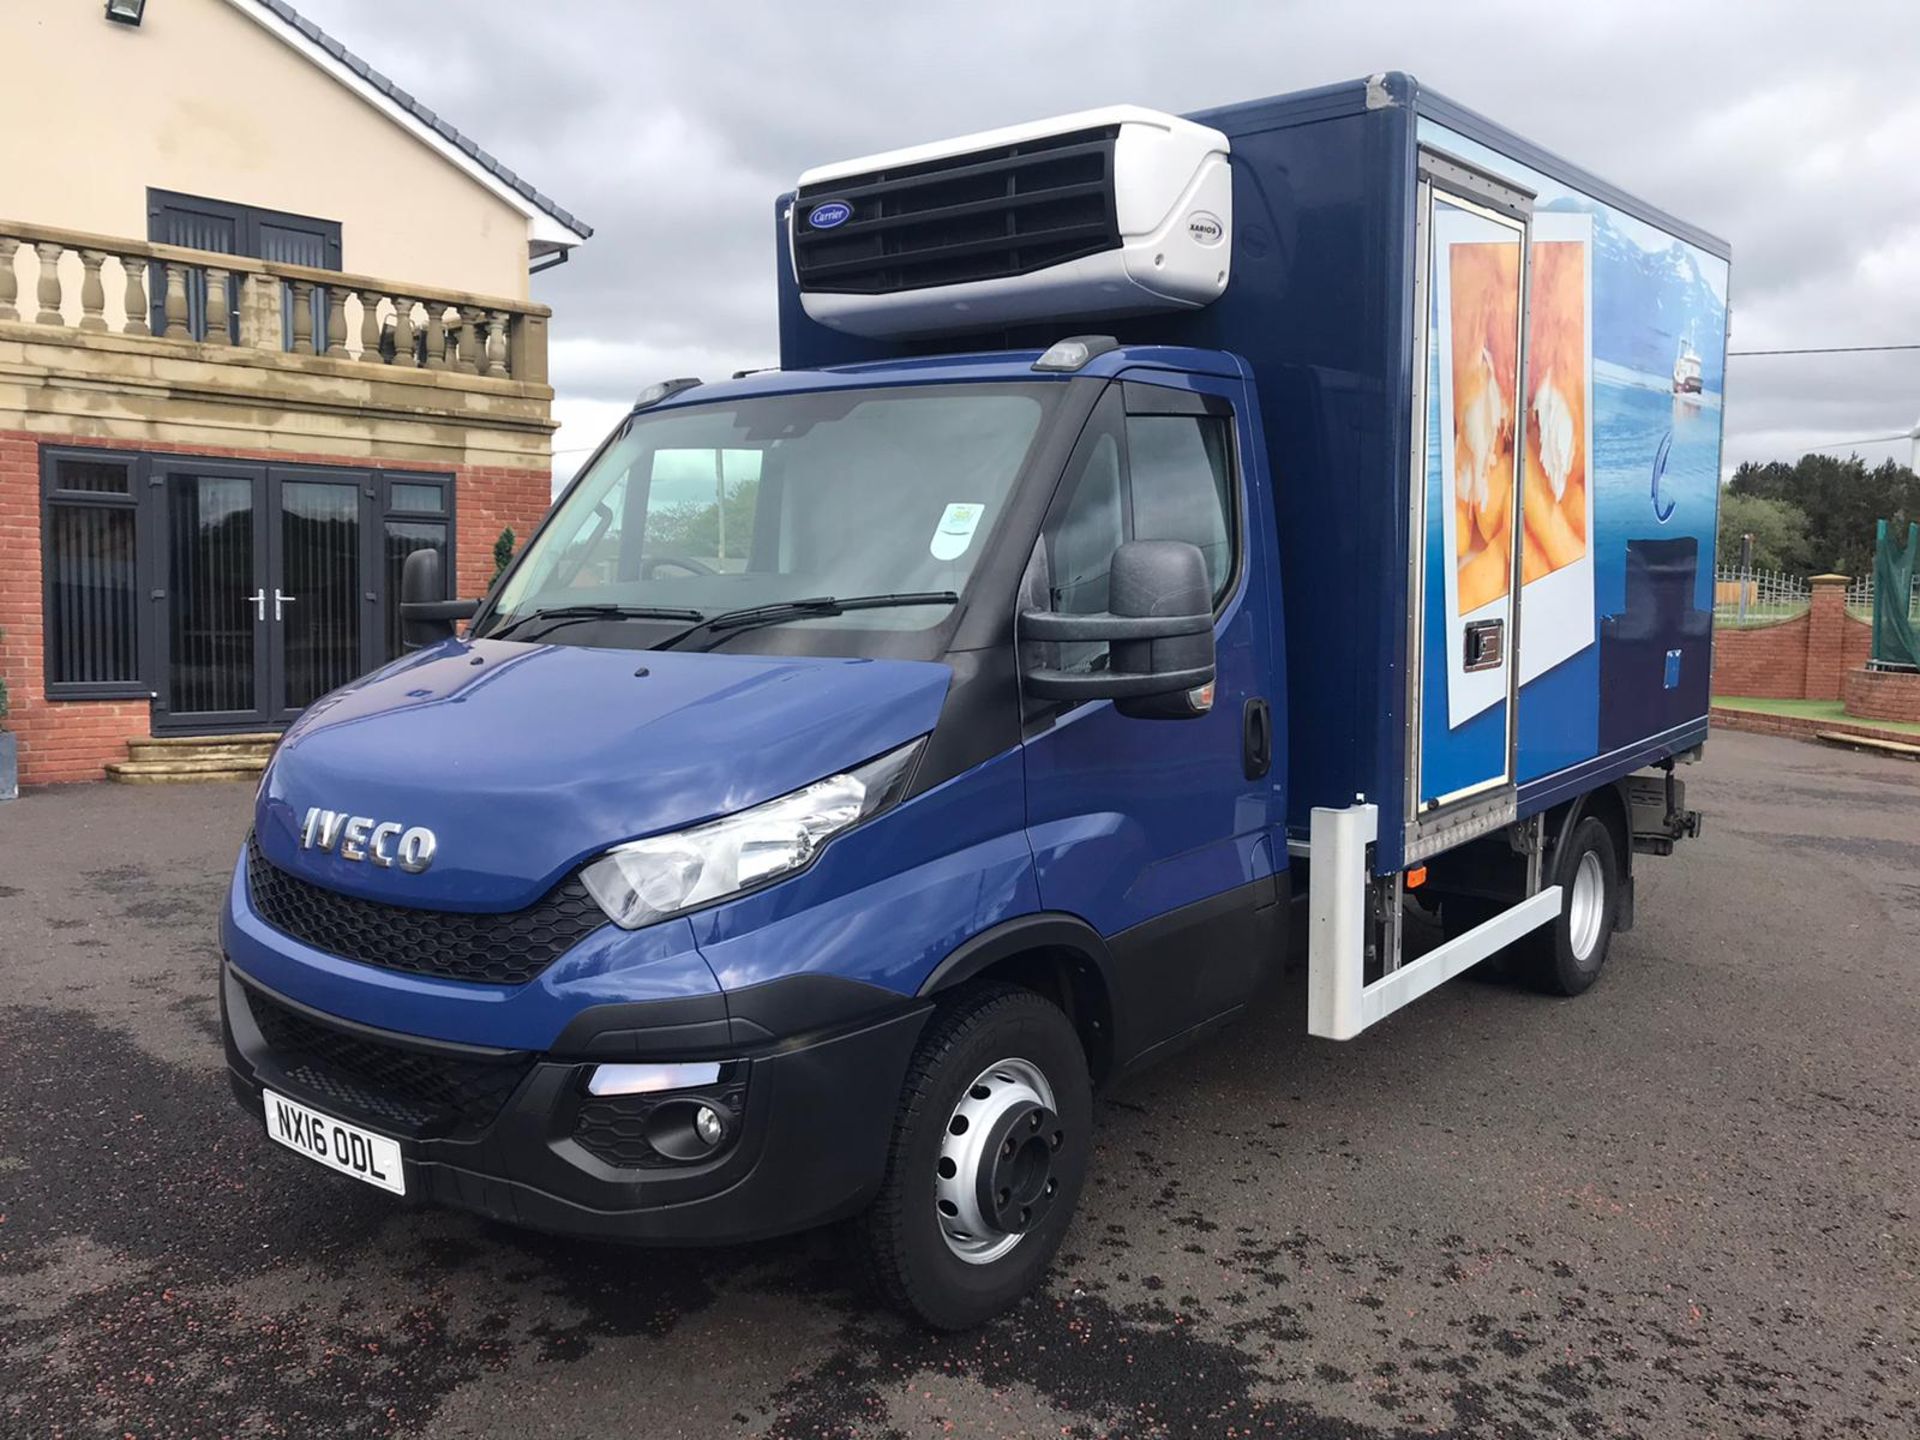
[227,963,527,1063]
[222,960,931,1244]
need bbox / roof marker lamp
[633,377,702,411]
[580,737,923,929]
[1032,334,1120,373]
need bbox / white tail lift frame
[1306,804,1562,1041]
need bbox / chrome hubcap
[1567,850,1606,962]
[935,1058,1061,1264]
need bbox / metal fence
[1845,574,1920,622]
[1713,566,1809,626]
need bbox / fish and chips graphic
[1447,241,1521,616]
[1446,236,1591,617]
[1521,240,1589,586]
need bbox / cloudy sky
[292,0,1920,489]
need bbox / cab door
[1020,373,1285,1069]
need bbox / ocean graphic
[1415,117,1729,797]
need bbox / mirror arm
[1023,665,1215,701]
[399,599,480,623]
[1017,609,1213,642]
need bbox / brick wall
[0,430,551,787]
[1711,704,1918,751]
[1842,667,1920,724]
[456,463,552,599]
[1710,611,1811,699]
[1711,575,1876,704]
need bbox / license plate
[262,1089,406,1196]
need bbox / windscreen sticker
[930,502,985,561]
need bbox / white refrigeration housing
[791,105,1232,339]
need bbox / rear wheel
[858,984,1091,1330]
[1517,814,1621,996]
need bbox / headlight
[580,738,923,929]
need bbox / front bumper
[221,960,928,1244]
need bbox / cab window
[1037,385,1239,676]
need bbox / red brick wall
[0,430,551,787]
[0,433,134,786]
[1842,611,1874,672]
[1842,667,1920,724]
[1711,578,1875,704]
[456,463,552,599]
[1710,612,1811,699]
[1803,578,1850,701]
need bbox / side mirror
[398,548,478,651]
[1019,539,1217,720]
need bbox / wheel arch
[917,915,1118,1086]
[1549,780,1631,876]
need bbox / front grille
[793,125,1121,295]
[245,836,605,986]
[572,1081,749,1169]
[246,986,532,1134]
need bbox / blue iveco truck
[222,74,1729,1327]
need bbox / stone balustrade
[0,218,548,385]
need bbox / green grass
[1713,695,1920,737]
[1712,602,1808,629]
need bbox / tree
[1727,454,1919,577]
[643,480,760,563]
[492,527,516,580]
[1716,491,1812,573]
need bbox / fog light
[694,1104,726,1148]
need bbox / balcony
[0,217,554,468]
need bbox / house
[0,0,590,784]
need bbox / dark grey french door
[155,464,369,732]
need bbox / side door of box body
[1405,153,1535,858]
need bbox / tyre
[1516,814,1621,996]
[858,984,1092,1330]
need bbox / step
[106,757,269,784]
[1814,729,1920,761]
[129,732,281,750]
[126,737,278,764]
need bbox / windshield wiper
[486,603,706,644]
[649,592,960,653]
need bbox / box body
[777,74,1731,875]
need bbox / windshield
[486,383,1059,652]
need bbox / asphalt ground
[1,729,1915,1438]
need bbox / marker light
[580,738,923,929]
[1031,335,1120,373]
[633,377,702,410]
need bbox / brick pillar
[1804,573,1849,700]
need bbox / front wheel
[858,985,1092,1330]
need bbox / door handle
[248,588,266,623]
[1243,697,1272,780]
[273,589,296,622]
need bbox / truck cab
[225,339,1294,1326]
